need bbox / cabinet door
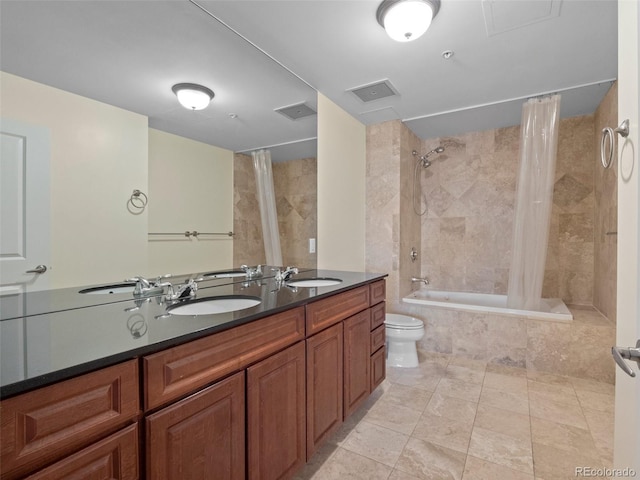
[25,424,139,480]
[306,322,343,459]
[344,310,371,418]
[146,372,245,480]
[247,341,305,480]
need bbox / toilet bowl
[384,313,425,368]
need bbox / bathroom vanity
[0,269,386,480]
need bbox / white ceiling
[0,0,617,160]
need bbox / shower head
[413,146,445,168]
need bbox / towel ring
[601,119,630,169]
[129,189,148,209]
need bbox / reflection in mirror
[0,1,317,288]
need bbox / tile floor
[295,351,615,480]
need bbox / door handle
[611,340,640,378]
[25,265,47,274]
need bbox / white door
[0,118,51,295]
[613,0,640,471]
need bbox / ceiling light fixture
[376,0,440,42]
[172,83,215,110]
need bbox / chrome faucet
[163,277,199,301]
[274,266,299,282]
[241,264,263,279]
[411,277,429,286]
[126,274,171,297]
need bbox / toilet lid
[384,314,424,329]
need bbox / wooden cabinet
[25,424,139,480]
[306,322,343,459]
[2,278,387,480]
[247,342,306,480]
[144,307,304,410]
[0,360,139,480]
[343,310,371,418]
[146,372,245,480]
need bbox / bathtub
[403,290,573,322]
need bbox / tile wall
[593,83,618,323]
[233,153,318,269]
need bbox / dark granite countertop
[0,269,386,399]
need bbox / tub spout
[411,277,429,285]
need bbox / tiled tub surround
[294,353,614,480]
[417,114,596,305]
[396,301,615,384]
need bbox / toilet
[384,313,425,368]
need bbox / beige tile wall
[416,115,595,305]
[273,158,318,269]
[593,83,618,323]
[233,153,317,269]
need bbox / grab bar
[601,119,630,168]
[148,231,234,238]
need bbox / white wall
[0,72,148,288]
[317,93,366,271]
[148,129,233,277]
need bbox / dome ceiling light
[172,83,215,110]
[376,0,441,42]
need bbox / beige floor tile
[364,397,423,435]
[394,368,443,392]
[412,411,474,453]
[582,407,614,467]
[486,363,528,377]
[340,420,409,467]
[435,377,482,402]
[479,386,530,415]
[526,371,573,387]
[293,439,340,479]
[569,376,615,396]
[384,382,434,413]
[304,447,393,480]
[532,442,603,480]
[483,372,529,394]
[468,426,533,475]
[462,455,534,480]
[395,437,467,480]
[445,364,486,384]
[388,469,423,480]
[530,417,599,458]
[448,356,488,371]
[474,404,531,442]
[529,395,588,430]
[426,392,479,423]
[574,389,615,414]
[528,380,579,406]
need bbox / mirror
[0,0,317,287]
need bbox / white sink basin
[79,283,136,294]
[201,270,246,279]
[287,278,342,288]
[168,295,261,316]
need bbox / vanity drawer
[370,324,385,353]
[306,286,369,335]
[0,360,139,480]
[25,424,139,480]
[369,280,386,306]
[144,307,305,411]
[370,302,386,331]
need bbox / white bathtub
[403,290,573,322]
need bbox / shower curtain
[252,149,282,266]
[507,95,561,310]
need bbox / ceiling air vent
[275,103,317,120]
[349,79,398,103]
